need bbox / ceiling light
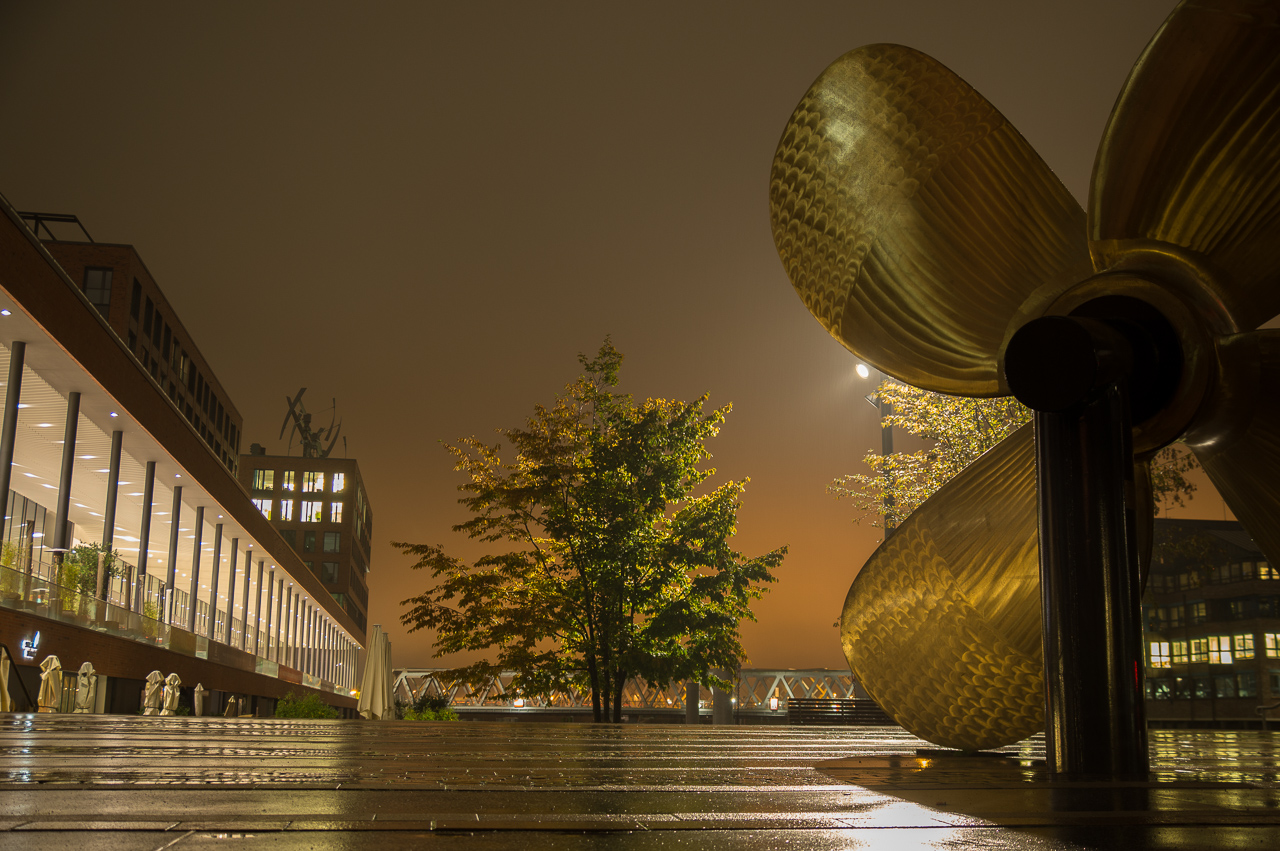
[109,412,118,418]
[36,423,52,428]
[79,455,95,460]
[0,309,10,316]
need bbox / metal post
[224,538,237,645]
[187,506,204,632]
[273,576,284,662]
[0,341,26,540]
[1006,314,1151,778]
[51,391,80,556]
[879,396,895,536]
[239,545,251,649]
[208,525,224,639]
[134,461,155,612]
[164,485,182,624]
[98,429,124,600]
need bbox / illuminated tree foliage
[829,379,1198,529]
[397,340,785,722]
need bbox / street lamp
[855,364,895,536]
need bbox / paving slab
[2,715,1279,848]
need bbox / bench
[786,698,896,726]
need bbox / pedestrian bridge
[390,668,869,719]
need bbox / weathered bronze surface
[774,0,1280,752]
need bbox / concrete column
[253,556,264,655]
[186,506,204,632]
[0,341,26,540]
[133,461,155,612]
[262,564,274,659]
[223,536,236,645]
[307,605,316,675]
[239,545,251,649]
[273,576,284,662]
[163,485,182,624]
[207,524,223,639]
[283,585,293,666]
[51,391,81,556]
[96,429,123,599]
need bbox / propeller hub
[1026,273,1214,455]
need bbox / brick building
[1144,518,1280,727]
[239,448,372,636]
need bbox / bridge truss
[390,668,865,710]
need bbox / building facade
[238,448,372,636]
[0,203,362,715]
[1144,518,1280,727]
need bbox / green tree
[830,379,1198,528]
[397,340,786,722]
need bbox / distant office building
[239,446,372,637]
[1143,518,1279,727]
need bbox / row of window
[251,469,346,494]
[1146,672,1273,700]
[116,270,240,470]
[1148,633,1280,667]
[1146,596,1280,629]
[252,498,342,524]
[1147,560,1279,593]
[280,529,341,554]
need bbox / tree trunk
[611,670,626,723]
[586,654,602,723]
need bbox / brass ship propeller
[770,0,1280,752]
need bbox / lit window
[1208,635,1233,664]
[1190,638,1209,663]
[1147,679,1172,700]
[330,501,343,523]
[252,469,274,491]
[332,472,345,493]
[1261,561,1279,580]
[1265,633,1280,658]
[323,532,340,553]
[301,501,322,522]
[303,472,324,493]
[1234,633,1256,660]
[1171,640,1188,665]
[252,498,271,520]
[279,500,294,521]
[321,562,339,583]
[1149,642,1170,668]
[281,470,296,492]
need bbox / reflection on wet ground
[1,716,1278,849]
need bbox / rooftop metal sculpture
[770,0,1280,776]
[280,387,342,458]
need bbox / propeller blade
[840,424,1042,750]
[771,44,1092,396]
[1090,0,1280,331]
[1185,330,1280,566]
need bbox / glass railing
[0,561,348,695]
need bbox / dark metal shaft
[1035,386,1148,777]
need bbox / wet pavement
[1,716,1278,849]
